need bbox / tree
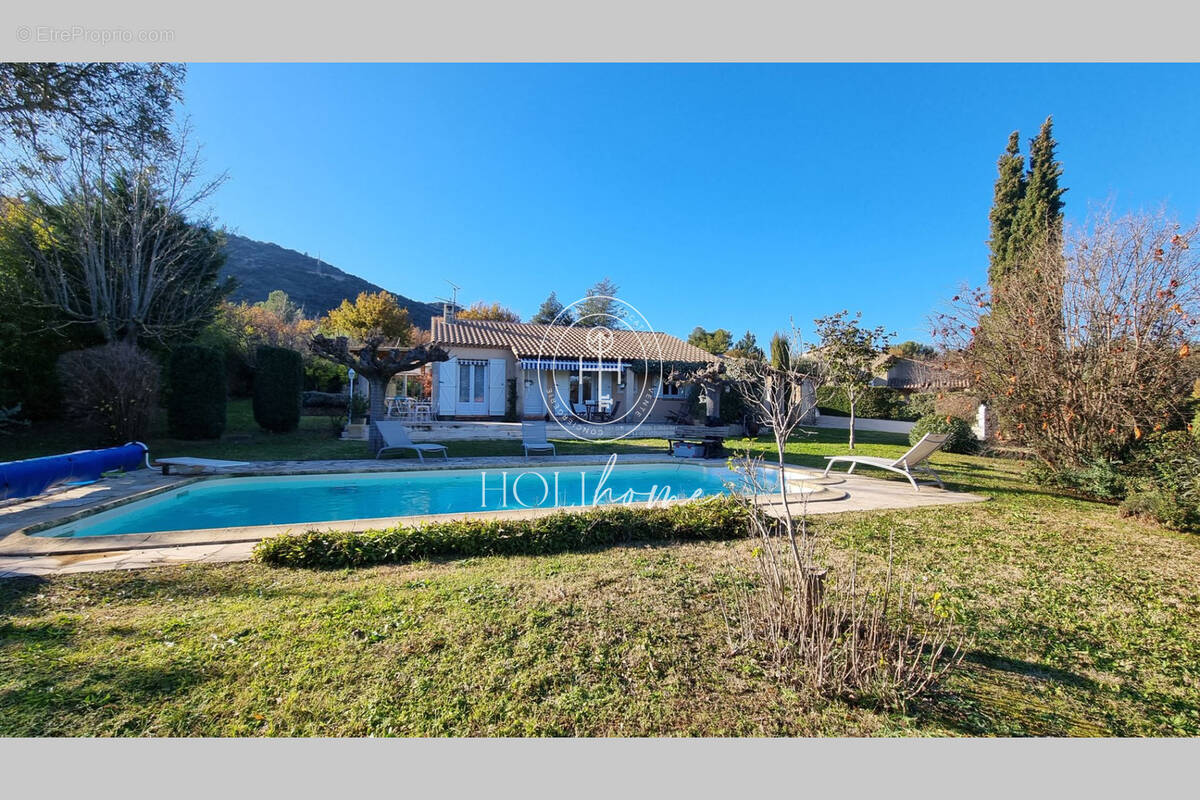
[531,291,573,325]
[260,290,303,324]
[728,330,765,361]
[935,209,1200,469]
[456,301,521,322]
[0,63,184,160]
[813,310,894,449]
[687,326,733,356]
[1007,116,1066,264]
[574,277,625,327]
[987,131,1027,283]
[888,340,936,360]
[321,291,413,343]
[310,334,449,454]
[769,331,791,371]
[5,126,230,346]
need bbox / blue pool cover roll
[0,442,148,501]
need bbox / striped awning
[520,357,627,372]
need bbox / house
[870,356,971,395]
[428,315,722,423]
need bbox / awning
[520,357,626,372]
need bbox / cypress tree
[1007,116,1066,263]
[987,131,1026,283]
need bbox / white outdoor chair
[521,420,557,459]
[821,432,949,492]
[375,422,449,462]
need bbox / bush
[817,386,909,420]
[1119,432,1200,531]
[56,342,160,445]
[166,345,226,439]
[504,378,518,422]
[1028,457,1127,502]
[909,413,977,454]
[254,495,748,568]
[253,345,303,433]
[304,357,345,393]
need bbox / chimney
[443,301,455,323]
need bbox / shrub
[304,357,345,393]
[817,386,908,420]
[1028,457,1127,502]
[903,392,938,419]
[253,345,303,433]
[504,378,518,422]
[166,344,226,439]
[56,342,159,445]
[909,413,977,454]
[254,495,748,568]
[1119,432,1200,531]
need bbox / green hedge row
[166,344,226,439]
[816,386,915,421]
[253,345,303,433]
[253,495,753,568]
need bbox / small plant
[253,345,303,433]
[909,413,977,454]
[349,393,369,422]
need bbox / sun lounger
[821,432,949,491]
[375,422,449,462]
[521,420,556,459]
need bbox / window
[570,376,594,404]
[658,380,683,397]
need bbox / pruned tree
[310,334,449,453]
[5,122,230,346]
[935,208,1200,469]
[813,311,894,449]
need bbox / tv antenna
[435,280,462,318]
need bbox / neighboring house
[428,315,721,422]
[870,356,971,395]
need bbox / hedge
[166,344,227,440]
[253,495,754,568]
[909,413,977,454]
[816,386,913,421]
[253,345,303,433]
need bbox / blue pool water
[35,462,785,538]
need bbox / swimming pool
[33,461,828,539]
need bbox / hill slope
[220,234,441,328]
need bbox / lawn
[3,416,1200,736]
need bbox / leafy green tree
[813,310,894,449]
[322,290,413,343]
[728,330,765,360]
[888,340,936,360]
[1008,116,1066,263]
[574,277,625,327]
[531,291,573,325]
[457,301,521,322]
[769,332,791,371]
[687,326,734,355]
[260,290,303,324]
[987,131,1027,283]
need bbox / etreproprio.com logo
[536,295,664,443]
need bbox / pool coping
[0,457,847,557]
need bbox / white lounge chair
[521,420,556,459]
[375,422,449,462]
[822,432,949,492]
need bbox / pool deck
[0,454,987,578]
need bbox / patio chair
[597,399,621,422]
[375,422,449,462]
[821,432,949,492]
[521,420,557,459]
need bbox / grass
[3,412,1200,735]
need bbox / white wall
[813,414,916,434]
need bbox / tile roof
[430,317,719,364]
[876,357,970,390]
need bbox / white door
[456,360,488,415]
[487,358,506,418]
[438,359,458,417]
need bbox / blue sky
[183,63,1200,346]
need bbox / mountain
[219,233,443,328]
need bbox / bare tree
[723,326,823,554]
[6,120,229,346]
[935,208,1200,468]
[310,334,449,454]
